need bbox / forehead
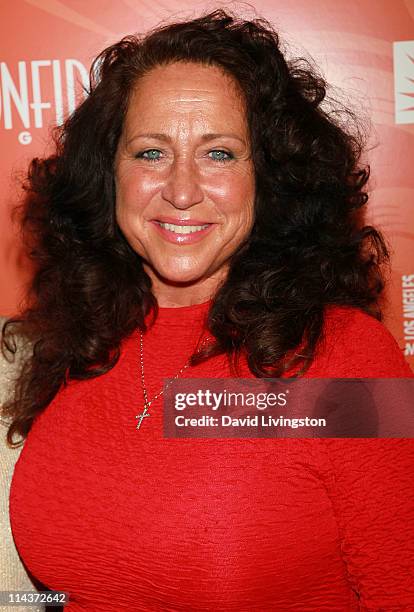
[123,61,248,133]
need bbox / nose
[161,157,204,209]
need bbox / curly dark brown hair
[1,8,388,446]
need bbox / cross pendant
[135,406,151,429]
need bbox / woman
[2,8,413,611]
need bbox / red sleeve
[322,438,414,610]
[310,308,414,608]
[308,306,414,378]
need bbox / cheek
[218,174,255,227]
[211,172,254,205]
[115,180,142,236]
[116,168,160,211]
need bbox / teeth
[158,222,210,234]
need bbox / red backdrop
[1,0,413,368]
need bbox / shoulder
[307,305,413,377]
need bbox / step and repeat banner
[1,0,413,369]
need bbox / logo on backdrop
[393,41,414,124]
[0,59,88,144]
[402,274,414,356]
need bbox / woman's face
[114,61,255,304]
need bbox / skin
[114,61,256,307]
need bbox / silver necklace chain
[135,332,213,430]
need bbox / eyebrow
[127,132,246,145]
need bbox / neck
[144,266,227,308]
[155,295,212,308]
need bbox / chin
[155,265,211,285]
[162,271,206,285]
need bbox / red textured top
[10,302,414,611]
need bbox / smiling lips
[151,218,216,244]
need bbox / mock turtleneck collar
[144,298,214,327]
